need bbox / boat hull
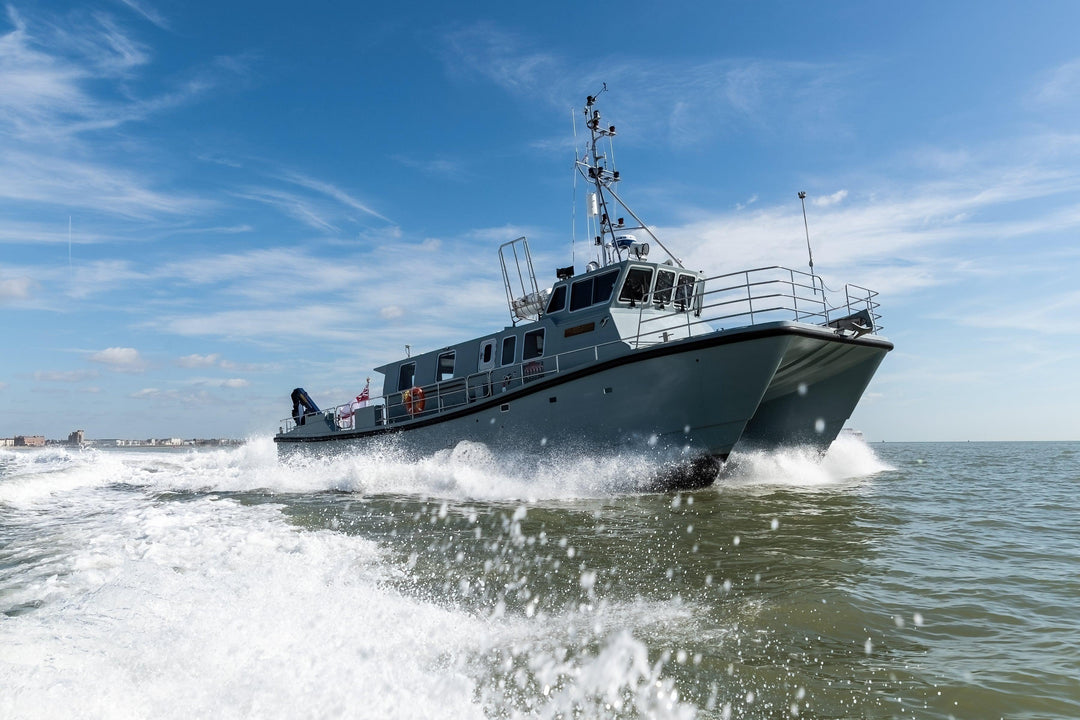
[275,323,892,491]
[737,329,891,453]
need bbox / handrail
[281,264,883,433]
[631,265,880,348]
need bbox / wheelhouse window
[545,285,567,314]
[593,270,619,304]
[523,328,545,360]
[569,269,620,312]
[481,341,494,365]
[397,362,416,391]
[654,270,675,304]
[501,335,517,366]
[570,278,593,311]
[618,267,654,303]
[675,274,696,309]
[437,351,455,382]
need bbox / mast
[575,88,684,268]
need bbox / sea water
[1,438,1077,719]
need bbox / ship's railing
[631,265,881,348]
[280,265,882,434]
[280,337,630,433]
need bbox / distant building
[0,438,13,447]
[68,430,85,445]
[14,436,46,447]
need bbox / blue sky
[2,0,1080,441]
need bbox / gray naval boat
[275,92,893,491]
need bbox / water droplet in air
[798,382,808,395]
[770,517,780,530]
[864,637,873,654]
[814,418,826,434]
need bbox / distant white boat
[275,91,892,490]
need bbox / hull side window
[397,362,416,391]
[523,329,545,360]
[501,335,517,366]
[437,351,455,382]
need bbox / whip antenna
[798,191,817,295]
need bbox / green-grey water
[1,438,1077,718]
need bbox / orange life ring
[402,386,426,415]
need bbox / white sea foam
[717,434,892,489]
[0,445,699,719]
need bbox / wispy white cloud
[233,187,339,232]
[812,189,848,207]
[439,22,852,145]
[177,353,221,368]
[391,154,469,181]
[34,369,99,382]
[665,161,1080,300]
[0,150,208,220]
[183,377,250,389]
[0,274,34,301]
[279,172,391,224]
[116,0,170,30]
[89,346,146,372]
[0,5,243,230]
[1036,58,1080,105]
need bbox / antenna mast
[576,87,683,268]
[798,191,817,294]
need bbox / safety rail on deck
[281,340,618,434]
[632,265,881,348]
[281,265,882,433]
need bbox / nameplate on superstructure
[564,322,596,338]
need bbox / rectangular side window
[397,362,416,391]
[523,329,545,360]
[501,335,517,366]
[569,278,593,311]
[482,342,494,364]
[437,351,455,382]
